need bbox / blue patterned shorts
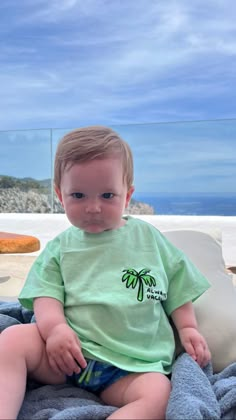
[67,359,130,393]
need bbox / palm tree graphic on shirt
[122,268,156,302]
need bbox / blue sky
[0,1,236,194]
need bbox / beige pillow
[163,229,236,373]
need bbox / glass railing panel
[110,120,236,216]
[0,129,52,213]
[0,119,235,215]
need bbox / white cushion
[163,229,236,373]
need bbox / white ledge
[0,213,235,266]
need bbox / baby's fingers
[194,342,205,366]
[193,340,211,367]
[199,345,211,368]
[61,351,82,375]
[72,345,87,370]
[59,341,87,374]
[48,354,67,376]
[184,339,197,361]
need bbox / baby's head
[54,126,134,233]
[54,126,133,191]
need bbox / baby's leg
[100,371,171,419]
[0,323,65,420]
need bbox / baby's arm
[34,297,87,375]
[171,302,211,367]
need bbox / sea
[133,193,236,216]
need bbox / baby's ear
[54,186,63,206]
[125,186,135,207]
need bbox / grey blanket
[167,353,236,419]
[1,301,236,419]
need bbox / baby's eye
[71,192,84,199]
[102,193,114,199]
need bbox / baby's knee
[142,372,171,399]
[1,324,23,347]
[140,373,171,417]
[0,324,39,354]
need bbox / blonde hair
[54,126,134,189]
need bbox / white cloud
[0,0,236,130]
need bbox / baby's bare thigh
[1,323,65,385]
[100,371,171,408]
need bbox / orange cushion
[0,232,40,254]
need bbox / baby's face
[55,158,134,233]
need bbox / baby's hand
[178,327,211,367]
[46,323,87,376]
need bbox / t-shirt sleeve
[153,230,211,317]
[162,252,211,316]
[19,236,64,310]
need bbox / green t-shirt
[19,216,210,374]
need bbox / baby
[0,126,211,419]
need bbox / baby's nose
[85,199,101,213]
